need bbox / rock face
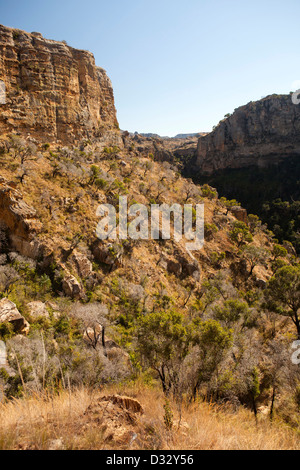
[196,94,300,174]
[0,24,119,143]
[0,177,42,257]
[230,206,248,224]
[62,274,83,299]
[72,252,93,279]
[92,241,124,268]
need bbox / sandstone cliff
[0,25,119,143]
[196,94,300,173]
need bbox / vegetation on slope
[0,384,299,450]
[0,134,300,448]
[193,157,300,253]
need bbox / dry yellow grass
[0,384,299,450]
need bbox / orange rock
[0,24,120,145]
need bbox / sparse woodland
[0,134,300,450]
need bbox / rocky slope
[196,94,300,173]
[0,26,300,440]
[0,25,120,144]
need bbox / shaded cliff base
[192,156,300,253]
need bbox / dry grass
[0,384,299,450]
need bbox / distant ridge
[133,132,207,140]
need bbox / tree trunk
[270,386,276,422]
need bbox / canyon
[1,23,299,178]
[0,24,300,450]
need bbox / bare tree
[9,135,37,165]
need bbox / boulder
[85,272,103,290]
[100,395,144,414]
[0,298,30,334]
[83,395,143,444]
[93,243,115,266]
[92,242,123,267]
[73,252,93,279]
[180,256,201,280]
[0,181,42,257]
[27,301,50,320]
[62,275,83,299]
[167,259,182,277]
[83,324,103,347]
[230,206,248,224]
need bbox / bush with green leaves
[220,197,240,214]
[189,319,233,399]
[240,244,270,277]
[229,221,253,248]
[205,223,218,241]
[201,184,217,200]
[209,251,226,268]
[102,146,120,159]
[212,298,257,330]
[265,265,300,338]
[1,306,129,399]
[272,244,288,260]
[136,310,189,396]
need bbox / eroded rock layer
[197,94,300,173]
[0,25,119,143]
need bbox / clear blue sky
[1,0,300,136]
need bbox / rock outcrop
[26,301,50,320]
[230,206,248,224]
[0,24,119,144]
[72,252,93,279]
[0,298,29,333]
[62,273,84,299]
[196,94,300,174]
[84,395,144,443]
[99,395,144,414]
[0,177,43,257]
